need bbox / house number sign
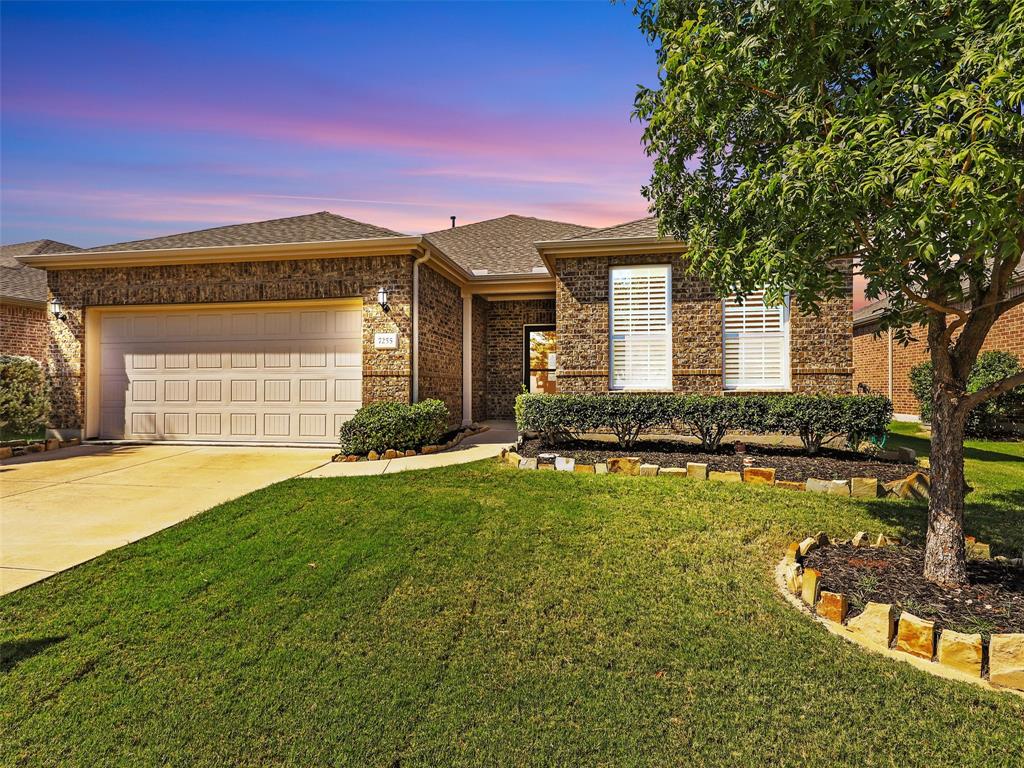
[374,332,398,349]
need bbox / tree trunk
[923,377,969,586]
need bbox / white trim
[608,264,673,391]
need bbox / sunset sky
[1,1,654,244]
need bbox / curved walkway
[299,421,517,478]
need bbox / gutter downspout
[887,328,894,402]
[412,252,431,403]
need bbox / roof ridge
[566,215,656,240]
[425,213,592,236]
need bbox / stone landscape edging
[775,536,1024,698]
[332,423,488,463]
[0,436,81,460]
[498,447,930,500]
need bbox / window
[609,264,672,390]
[722,291,790,390]
[524,325,557,394]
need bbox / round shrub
[339,399,449,455]
[0,355,51,436]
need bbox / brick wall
[854,299,1024,416]
[555,254,853,396]
[485,298,556,419]
[47,255,416,431]
[471,295,488,422]
[416,264,463,427]
[0,302,48,362]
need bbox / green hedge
[339,399,449,455]
[911,350,1024,436]
[0,355,50,436]
[515,392,892,453]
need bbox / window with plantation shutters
[722,291,790,390]
[609,265,672,390]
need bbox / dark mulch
[517,438,917,483]
[803,543,1024,638]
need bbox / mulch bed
[803,543,1024,637]
[517,438,917,483]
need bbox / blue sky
[1,1,657,245]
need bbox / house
[853,272,1024,418]
[16,211,852,444]
[1,239,81,363]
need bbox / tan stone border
[775,536,1024,697]
[332,423,489,463]
[0,436,80,460]
[498,448,931,500]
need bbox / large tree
[633,0,1024,585]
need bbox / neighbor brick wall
[854,299,1024,416]
[471,295,488,423]
[0,302,48,362]
[555,254,853,396]
[416,264,463,427]
[485,298,556,419]
[46,255,416,431]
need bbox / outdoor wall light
[49,296,67,321]
[377,286,390,313]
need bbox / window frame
[608,263,673,392]
[721,291,792,392]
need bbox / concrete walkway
[300,421,517,478]
[0,444,334,594]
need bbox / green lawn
[2,426,1022,767]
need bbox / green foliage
[0,355,50,436]
[339,399,449,455]
[633,1,1024,334]
[911,351,1024,435]
[515,392,891,453]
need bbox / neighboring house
[1,239,81,363]
[16,211,852,445]
[853,268,1024,418]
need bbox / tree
[633,0,1024,585]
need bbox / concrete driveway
[1,444,333,595]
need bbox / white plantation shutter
[609,265,672,390]
[722,291,790,390]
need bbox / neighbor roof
[1,239,80,303]
[78,211,408,254]
[565,216,660,241]
[425,215,592,275]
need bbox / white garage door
[97,302,362,444]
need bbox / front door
[524,325,557,394]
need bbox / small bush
[0,355,50,436]
[515,392,892,454]
[911,351,1024,436]
[339,399,449,455]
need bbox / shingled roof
[1,239,80,303]
[80,211,408,253]
[566,216,661,241]
[425,215,592,275]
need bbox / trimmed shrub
[515,392,892,454]
[339,399,449,455]
[910,351,1024,436]
[0,355,50,436]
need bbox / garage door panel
[99,303,362,443]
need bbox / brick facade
[471,295,489,422]
[555,254,853,396]
[46,255,415,431]
[854,300,1024,416]
[416,264,463,426]
[0,302,48,362]
[484,298,556,419]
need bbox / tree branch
[901,286,968,319]
[960,371,1024,413]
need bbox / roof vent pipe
[450,216,456,228]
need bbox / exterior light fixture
[377,286,390,313]
[49,296,67,321]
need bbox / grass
[1,425,1022,766]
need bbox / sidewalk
[300,420,517,478]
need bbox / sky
[1,1,656,246]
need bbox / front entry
[93,300,362,444]
[524,324,557,395]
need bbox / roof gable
[425,214,591,275]
[1,240,81,303]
